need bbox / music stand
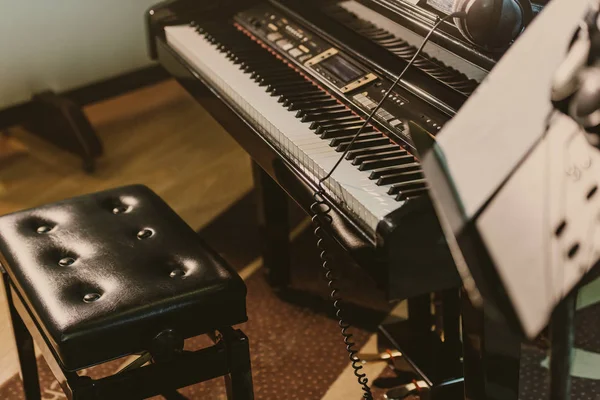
[411,0,599,398]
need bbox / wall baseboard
[0,65,170,131]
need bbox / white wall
[0,0,159,109]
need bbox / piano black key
[377,170,423,186]
[336,137,391,152]
[358,154,415,171]
[369,163,421,179]
[329,133,383,147]
[320,125,376,139]
[240,59,278,69]
[301,109,353,122]
[351,150,407,165]
[256,72,306,83]
[379,38,406,46]
[296,105,346,118]
[345,144,400,160]
[396,188,427,201]
[267,81,315,92]
[280,92,329,104]
[313,117,363,132]
[251,69,293,81]
[288,99,337,111]
[269,82,316,95]
[387,179,427,195]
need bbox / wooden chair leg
[3,274,41,400]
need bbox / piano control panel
[235,4,447,147]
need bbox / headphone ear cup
[454,0,528,50]
[453,0,473,43]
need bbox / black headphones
[452,0,534,50]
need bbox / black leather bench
[0,185,253,399]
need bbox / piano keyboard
[165,22,428,235]
[325,1,483,95]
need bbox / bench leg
[222,329,254,400]
[3,274,41,400]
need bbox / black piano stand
[378,290,464,399]
[378,290,521,400]
[252,161,292,289]
[461,293,521,400]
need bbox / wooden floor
[0,79,254,385]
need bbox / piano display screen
[319,55,363,84]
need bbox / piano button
[369,163,421,179]
[289,48,304,58]
[377,170,423,186]
[301,110,353,122]
[345,145,400,160]
[389,119,403,128]
[396,188,427,201]
[273,85,321,97]
[336,137,391,152]
[267,32,283,41]
[387,179,427,195]
[352,150,407,165]
[329,133,382,147]
[359,154,415,170]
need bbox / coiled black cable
[310,192,373,399]
[310,12,466,399]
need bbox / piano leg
[378,292,464,399]
[461,292,521,400]
[252,161,291,289]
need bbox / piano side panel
[378,196,461,300]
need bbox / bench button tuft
[58,257,76,267]
[83,293,101,303]
[112,205,130,214]
[169,268,185,278]
[137,228,154,240]
[36,225,53,234]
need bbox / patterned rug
[0,191,598,399]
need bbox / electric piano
[146,0,535,397]
[145,0,503,300]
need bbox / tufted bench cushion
[0,185,247,371]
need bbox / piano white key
[165,25,401,234]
